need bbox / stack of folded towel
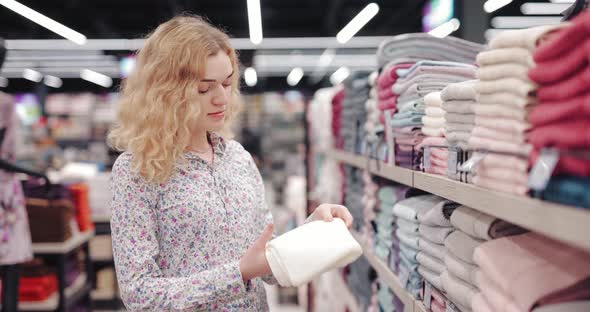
[442,205,525,312]
[376,33,485,69]
[526,12,590,209]
[331,88,345,150]
[378,281,405,312]
[309,87,337,153]
[341,71,371,154]
[470,25,566,195]
[374,185,405,271]
[365,71,383,152]
[472,232,590,312]
[418,91,448,176]
[390,102,425,170]
[392,194,459,299]
[441,81,477,151]
[362,171,379,244]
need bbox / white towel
[474,78,536,97]
[418,265,444,290]
[266,219,362,287]
[422,116,446,128]
[417,252,445,274]
[477,92,536,108]
[442,100,474,114]
[471,103,529,121]
[422,126,445,137]
[425,91,443,107]
[444,251,478,285]
[425,106,446,117]
[445,113,475,124]
[419,225,454,244]
[476,63,530,82]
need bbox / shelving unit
[32,231,94,254]
[327,149,590,252]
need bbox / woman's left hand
[307,204,354,228]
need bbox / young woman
[108,15,353,311]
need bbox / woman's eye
[198,89,209,94]
[222,83,231,88]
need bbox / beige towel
[476,63,530,82]
[476,167,529,186]
[474,116,531,135]
[446,131,471,143]
[488,24,570,51]
[445,251,478,285]
[474,78,537,97]
[475,152,528,172]
[442,100,474,114]
[468,135,532,156]
[422,126,445,137]
[441,270,478,311]
[417,251,446,274]
[471,126,526,144]
[441,80,478,101]
[422,116,446,128]
[476,48,535,68]
[477,92,536,108]
[446,113,475,124]
[471,103,529,121]
[445,231,484,264]
[426,106,446,117]
[418,238,445,260]
[425,91,443,107]
[446,122,475,133]
[450,205,526,241]
[418,265,444,291]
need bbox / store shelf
[19,273,88,311]
[351,232,414,312]
[328,149,590,252]
[32,231,94,255]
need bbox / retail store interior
[1,0,590,311]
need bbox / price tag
[448,147,458,174]
[459,151,488,173]
[423,282,433,308]
[423,146,431,170]
[528,148,560,191]
[399,266,410,288]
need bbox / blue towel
[542,175,590,209]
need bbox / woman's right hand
[239,224,274,283]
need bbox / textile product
[400,242,420,262]
[425,91,443,107]
[110,134,278,310]
[474,232,590,311]
[477,93,535,108]
[471,126,525,144]
[476,167,529,186]
[369,71,378,86]
[266,218,363,287]
[397,218,419,233]
[476,48,535,68]
[422,127,445,137]
[418,238,445,260]
[472,293,494,312]
[471,103,529,121]
[533,11,589,62]
[488,24,569,51]
[527,119,590,149]
[398,100,426,113]
[425,107,445,117]
[450,206,526,241]
[417,252,445,274]
[378,87,396,100]
[543,175,590,209]
[474,270,520,312]
[431,295,447,312]
[418,225,454,245]
[446,113,475,124]
[393,73,473,95]
[441,270,478,311]
[446,131,472,144]
[474,116,531,135]
[446,122,475,132]
[396,229,420,250]
[475,152,528,172]
[533,301,590,312]
[473,174,529,195]
[468,135,532,156]
[530,39,590,85]
[474,78,536,98]
[377,63,413,89]
[529,92,590,126]
[445,251,478,285]
[393,195,455,225]
[537,66,590,101]
[476,63,530,81]
[397,61,477,80]
[442,100,474,114]
[418,265,443,290]
[422,116,445,128]
[445,231,484,264]
[417,136,448,150]
[441,80,478,101]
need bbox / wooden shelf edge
[32,231,95,254]
[414,301,428,312]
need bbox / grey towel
[441,270,478,312]
[419,224,454,244]
[418,238,445,260]
[444,251,478,285]
[445,113,475,124]
[444,230,485,264]
[442,100,475,114]
[417,251,445,274]
[450,205,527,241]
[418,265,443,291]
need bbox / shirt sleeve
[110,154,249,311]
[245,152,278,285]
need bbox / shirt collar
[184,132,226,161]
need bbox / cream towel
[397,228,420,250]
[419,225,454,245]
[445,251,478,285]
[475,152,528,172]
[417,252,445,274]
[425,91,443,107]
[476,167,529,187]
[472,175,528,195]
[265,219,362,287]
[418,266,443,291]
[446,131,471,143]
[445,231,484,264]
[418,238,445,260]
[369,88,378,99]
[476,48,535,68]
[426,106,446,117]
[446,122,475,133]
[446,113,475,124]
[450,205,526,241]
[488,24,570,51]
[472,103,529,121]
[472,293,494,312]
[474,78,536,97]
[471,126,525,144]
[422,116,446,128]
[397,218,419,233]
[422,126,445,137]
[441,270,478,311]
[477,92,536,108]
[442,100,474,114]
[441,80,478,101]
[476,63,530,82]
[474,116,531,134]
[468,135,532,156]
[369,71,378,86]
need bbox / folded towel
[446,122,475,133]
[474,270,521,312]
[418,265,444,291]
[422,116,446,128]
[446,113,475,124]
[418,238,445,260]
[445,231,484,264]
[425,91,443,107]
[442,100,474,114]
[425,106,445,117]
[477,92,535,108]
[476,167,529,186]
[441,80,478,101]
[400,242,420,262]
[369,71,378,86]
[529,92,590,126]
[441,270,478,311]
[543,175,590,209]
[476,63,531,82]
[474,116,531,135]
[398,62,477,80]
[397,218,419,233]
[474,232,590,311]
[398,100,426,113]
[488,24,569,51]
[471,126,525,144]
[266,219,362,287]
[472,175,529,195]
[469,135,528,156]
[393,195,446,222]
[472,293,494,312]
[422,126,445,137]
[529,39,590,85]
[378,87,396,101]
[537,66,590,102]
[474,152,528,172]
[533,11,588,62]
[396,228,420,250]
[417,136,447,149]
[450,206,526,241]
[474,78,536,97]
[394,73,472,95]
[419,225,454,245]
[471,103,529,121]
[446,131,471,144]
[417,252,445,274]
[378,63,414,88]
[445,251,478,285]
[533,301,590,312]
[476,48,535,68]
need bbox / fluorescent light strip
[0,0,86,45]
[286,67,304,86]
[43,75,62,88]
[337,3,380,44]
[483,0,513,13]
[549,0,574,3]
[244,67,257,87]
[428,18,461,38]
[4,60,119,68]
[491,16,562,28]
[520,3,570,15]
[247,0,263,45]
[23,68,42,82]
[80,69,113,87]
[0,77,8,88]
[330,67,350,85]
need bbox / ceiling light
[483,0,513,13]
[0,0,86,45]
[23,68,42,82]
[549,0,574,3]
[336,3,380,44]
[81,69,112,88]
[286,67,304,86]
[520,3,570,15]
[244,67,257,87]
[0,77,8,88]
[43,75,62,88]
[330,67,350,85]
[491,16,562,28]
[428,18,461,38]
[247,0,263,45]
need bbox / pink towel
[472,292,494,312]
[432,288,447,307]
[378,87,396,101]
[379,96,398,111]
[472,175,528,195]
[472,103,530,122]
[527,119,590,149]
[537,66,590,102]
[476,167,529,187]
[529,92,590,126]
[377,63,413,88]
[468,135,532,156]
[533,11,590,62]
[471,126,526,144]
[431,299,446,312]
[474,270,521,312]
[474,116,531,135]
[529,39,590,85]
[475,152,528,172]
[474,232,590,311]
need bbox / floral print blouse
[110,133,276,311]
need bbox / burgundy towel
[377,63,413,89]
[537,66,590,102]
[527,119,590,149]
[529,39,590,85]
[534,11,590,62]
[530,93,590,126]
[378,87,396,101]
[379,96,398,111]
[530,148,590,177]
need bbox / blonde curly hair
[108,15,242,183]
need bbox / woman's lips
[208,111,225,119]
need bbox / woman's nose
[211,85,228,106]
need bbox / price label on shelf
[423,282,433,308]
[423,146,431,170]
[528,148,560,191]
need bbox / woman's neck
[188,131,210,152]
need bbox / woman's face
[195,51,234,132]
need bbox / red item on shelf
[533,11,590,63]
[529,40,590,85]
[537,66,590,102]
[68,183,95,232]
[18,275,58,302]
[529,93,590,126]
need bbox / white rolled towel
[265,219,363,287]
